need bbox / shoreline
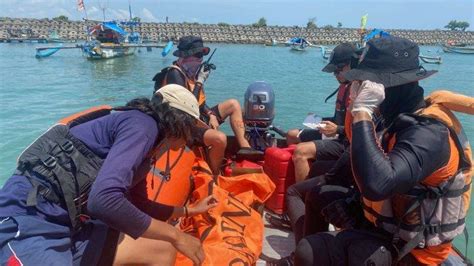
[1,17,473,45]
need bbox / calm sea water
[0,43,473,256]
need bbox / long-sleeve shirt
[0,110,173,238]
[350,115,451,201]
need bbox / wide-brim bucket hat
[173,36,210,58]
[343,36,437,88]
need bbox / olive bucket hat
[173,36,210,58]
[343,36,437,88]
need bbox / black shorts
[298,129,322,142]
[191,126,209,147]
[201,104,225,125]
[314,139,345,161]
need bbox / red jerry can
[223,159,263,177]
[263,146,296,214]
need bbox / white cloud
[106,8,130,20]
[141,8,157,22]
[88,6,99,13]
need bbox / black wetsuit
[285,148,353,244]
[294,115,452,266]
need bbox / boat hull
[290,46,306,51]
[419,55,442,64]
[84,46,137,60]
[442,44,474,54]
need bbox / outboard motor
[243,81,276,150]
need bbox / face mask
[177,56,203,79]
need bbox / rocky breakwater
[1,17,473,45]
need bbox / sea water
[0,43,473,257]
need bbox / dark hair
[116,97,159,120]
[116,97,197,143]
[152,100,197,143]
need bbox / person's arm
[87,113,159,238]
[133,195,218,221]
[142,219,205,265]
[350,113,451,201]
[337,125,345,134]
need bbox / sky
[0,0,473,30]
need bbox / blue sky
[1,0,473,30]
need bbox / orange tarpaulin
[175,159,275,265]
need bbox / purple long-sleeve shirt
[0,110,172,238]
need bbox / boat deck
[257,211,295,265]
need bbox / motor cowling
[244,81,275,128]
[243,82,276,151]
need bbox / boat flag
[360,14,368,30]
[77,0,85,11]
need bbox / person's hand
[319,121,338,137]
[350,80,385,117]
[188,195,219,216]
[196,65,210,84]
[208,115,219,130]
[172,231,205,265]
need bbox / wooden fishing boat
[290,42,308,51]
[419,54,442,64]
[35,21,170,59]
[441,44,474,54]
[321,46,332,61]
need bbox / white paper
[302,113,323,129]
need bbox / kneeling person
[0,85,217,266]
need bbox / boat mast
[128,0,134,33]
[77,0,88,20]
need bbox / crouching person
[0,84,217,266]
[295,37,472,265]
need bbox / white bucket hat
[155,84,208,128]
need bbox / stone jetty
[1,17,473,45]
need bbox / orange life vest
[162,65,207,106]
[362,91,473,264]
[58,105,113,126]
[135,141,196,207]
[61,105,196,208]
[334,83,351,126]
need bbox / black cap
[322,43,357,73]
[343,36,437,88]
[173,36,210,57]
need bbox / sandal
[263,252,295,266]
[265,212,292,230]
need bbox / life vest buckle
[160,170,171,181]
[60,140,74,153]
[425,187,444,199]
[427,224,441,234]
[41,155,57,168]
